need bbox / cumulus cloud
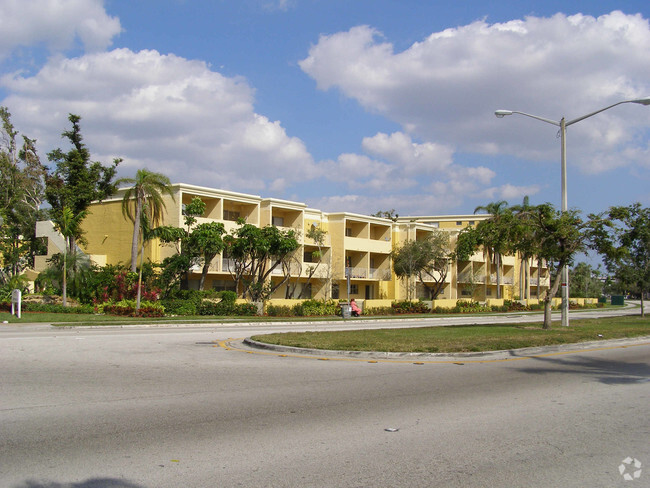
[1,48,316,194]
[0,0,121,58]
[300,11,650,175]
[314,131,506,214]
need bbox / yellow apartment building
[34,183,549,304]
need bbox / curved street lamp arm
[566,98,650,126]
[495,110,560,127]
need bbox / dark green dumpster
[611,295,625,306]
[598,296,607,304]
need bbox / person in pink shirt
[350,298,361,317]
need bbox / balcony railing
[369,267,391,281]
[458,272,485,283]
[346,267,367,279]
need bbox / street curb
[242,335,650,360]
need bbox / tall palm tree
[117,170,174,272]
[52,206,87,307]
[474,200,509,299]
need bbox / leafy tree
[154,197,227,293]
[117,169,174,272]
[392,231,451,300]
[300,225,328,299]
[527,204,587,328]
[509,196,537,299]
[473,201,510,299]
[187,221,226,291]
[224,221,299,301]
[286,225,329,299]
[0,107,46,280]
[52,206,88,306]
[569,262,603,298]
[372,209,399,221]
[589,203,650,316]
[45,114,121,253]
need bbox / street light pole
[495,97,650,327]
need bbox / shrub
[266,305,295,317]
[391,300,430,314]
[103,300,165,317]
[364,306,393,316]
[22,302,96,314]
[456,301,491,313]
[160,299,198,316]
[235,302,259,316]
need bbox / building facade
[35,183,549,302]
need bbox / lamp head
[495,110,513,118]
[632,97,650,106]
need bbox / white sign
[11,289,21,319]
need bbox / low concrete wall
[431,299,458,309]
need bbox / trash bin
[340,303,351,319]
[598,296,607,304]
[611,295,625,306]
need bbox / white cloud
[313,131,501,214]
[300,12,650,175]
[1,48,316,194]
[0,0,121,58]
[479,184,541,202]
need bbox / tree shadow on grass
[13,479,145,488]
[511,352,650,385]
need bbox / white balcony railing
[346,267,368,279]
[369,267,391,281]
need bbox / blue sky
[1,0,649,217]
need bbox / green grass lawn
[251,315,650,353]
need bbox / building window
[212,280,237,292]
[456,221,463,226]
[350,284,359,295]
[332,283,339,299]
[272,216,284,227]
[461,289,472,296]
[468,221,475,226]
[345,227,352,237]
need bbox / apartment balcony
[457,272,485,284]
[530,277,550,287]
[346,267,368,279]
[301,264,330,279]
[421,270,452,283]
[488,274,514,285]
[369,267,391,281]
[344,236,391,253]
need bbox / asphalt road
[1,310,649,488]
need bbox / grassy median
[251,315,650,353]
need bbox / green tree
[52,206,87,306]
[372,209,399,221]
[392,231,451,300]
[187,221,226,291]
[224,222,300,301]
[569,262,603,298]
[45,114,121,253]
[117,169,174,272]
[588,203,650,316]
[473,201,510,299]
[528,204,587,328]
[0,107,46,280]
[155,197,206,293]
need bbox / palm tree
[474,200,509,299]
[52,206,87,306]
[117,170,174,272]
